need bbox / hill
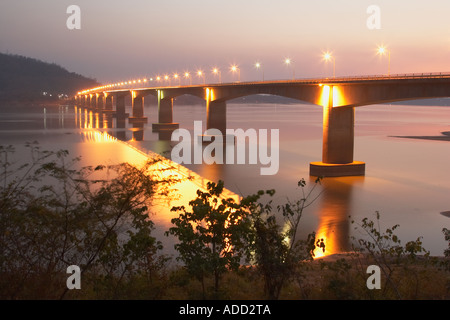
[0,53,99,105]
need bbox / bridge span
[74,73,450,177]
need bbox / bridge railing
[321,72,450,82]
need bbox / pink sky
[1,0,449,83]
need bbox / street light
[197,70,205,84]
[230,65,240,82]
[255,62,264,81]
[212,67,221,83]
[377,45,391,76]
[284,58,295,80]
[173,73,181,86]
[184,72,191,85]
[164,75,171,86]
[323,51,336,78]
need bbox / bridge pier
[86,94,92,109]
[129,91,148,123]
[76,95,83,107]
[92,95,97,109]
[206,100,226,134]
[152,92,179,131]
[114,94,129,118]
[201,98,233,143]
[103,93,114,113]
[96,93,104,110]
[310,92,365,177]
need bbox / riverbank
[155,252,449,300]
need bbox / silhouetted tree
[245,178,324,299]
[0,143,177,299]
[167,180,252,297]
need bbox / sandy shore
[391,131,450,141]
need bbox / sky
[1,0,450,84]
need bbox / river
[0,101,449,258]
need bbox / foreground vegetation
[0,144,448,300]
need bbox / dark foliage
[0,53,99,104]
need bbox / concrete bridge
[75,73,450,177]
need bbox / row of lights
[78,45,391,95]
[79,64,246,95]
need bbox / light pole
[197,70,205,84]
[323,52,335,78]
[285,58,294,80]
[184,72,191,85]
[164,75,171,86]
[212,67,221,83]
[255,62,264,81]
[230,65,240,82]
[377,45,391,76]
[173,73,181,86]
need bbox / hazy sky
[1,0,450,84]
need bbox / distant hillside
[0,53,99,105]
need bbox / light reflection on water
[0,102,449,257]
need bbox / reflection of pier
[74,105,237,202]
[313,176,364,258]
[75,106,130,143]
[75,105,177,144]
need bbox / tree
[350,212,430,299]
[245,178,324,299]
[443,228,450,261]
[166,180,252,297]
[0,143,177,299]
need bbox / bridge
[74,72,450,177]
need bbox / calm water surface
[0,101,449,257]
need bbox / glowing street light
[255,62,264,81]
[323,51,336,78]
[184,72,192,85]
[284,58,295,80]
[173,73,181,85]
[197,70,205,84]
[230,65,240,82]
[164,75,171,86]
[377,45,391,76]
[212,67,221,83]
